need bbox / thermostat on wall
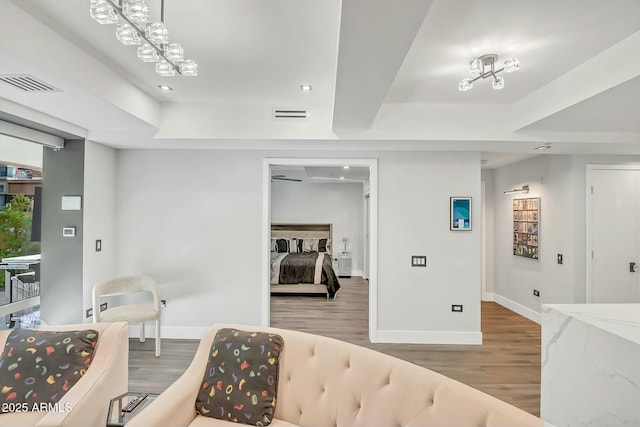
[62,227,76,237]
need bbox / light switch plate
[411,255,427,267]
[62,227,76,237]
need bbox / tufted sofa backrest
[211,324,542,427]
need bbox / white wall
[82,141,117,317]
[376,151,481,343]
[271,180,364,275]
[114,149,482,343]
[115,150,266,337]
[493,154,640,323]
[494,155,576,322]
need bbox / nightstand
[338,252,352,278]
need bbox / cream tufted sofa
[128,323,543,427]
[0,322,129,427]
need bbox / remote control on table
[122,394,148,413]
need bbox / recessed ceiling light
[158,84,173,91]
[300,84,312,91]
[534,144,552,150]
[339,176,345,180]
[343,166,349,169]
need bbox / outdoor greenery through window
[0,193,41,328]
[0,193,40,259]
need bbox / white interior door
[590,169,640,303]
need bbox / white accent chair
[92,275,161,357]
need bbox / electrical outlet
[557,253,563,264]
[451,304,463,312]
[161,300,166,308]
[86,308,93,318]
[100,302,108,312]
[411,255,427,267]
[96,239,102,252]
[533,289,540,297]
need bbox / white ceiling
[1,0,640,168]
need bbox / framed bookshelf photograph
[513,197,540,259]
[450,197,472,231]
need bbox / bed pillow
[270,238,277,252]
[275,239,289,253]
[318,238,328,253]
[302,238,319,253]
[289,238,299,253]
[196,328,284,426]
[0,329,99,411]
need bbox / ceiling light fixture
[343,166,349,169]
[300,84,312,91]
[90,0,198,77]
[534,143,552,150]
[158,84,173,90]
[459,54,519,91]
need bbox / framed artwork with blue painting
[450,197,472,231]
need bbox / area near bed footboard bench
[270,224,341,298]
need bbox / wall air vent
[273,108,309,121]
[0,74,61,92]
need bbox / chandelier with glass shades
[90,0,198,77]
[458,54,519,91]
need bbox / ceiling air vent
[0,74,61,92]
[273,108,309,121]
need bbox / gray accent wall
[40,139,85,324]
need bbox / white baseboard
[494,294,541,324]
[482,292,495,302]
[375,330,482,345]
[128,325,208,340]
[351,269,364,277]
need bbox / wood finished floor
[129,277,541,416]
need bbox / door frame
[586,164,640,303]
[261,157,379,342]
[481,180,488,300]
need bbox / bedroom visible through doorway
[261,158,378,342]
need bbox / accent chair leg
[155,318,161,357]
[140,322,146,343]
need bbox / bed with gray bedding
[270,251,341,299]
[270,224,341,298]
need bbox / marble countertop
[543,303,640,345]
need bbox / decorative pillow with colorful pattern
[195,328,284,426]
[0,329,99,411]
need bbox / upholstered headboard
[271,224,332,254]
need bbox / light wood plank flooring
[130,277,541,416]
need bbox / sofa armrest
[127,327,220,427]
[35,322,129,427]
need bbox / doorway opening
[261,158,379,342]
